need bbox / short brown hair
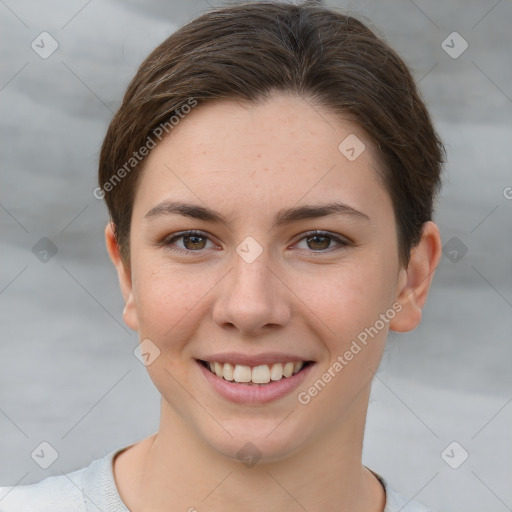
[98,1,445,266]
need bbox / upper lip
[197,352,315,367]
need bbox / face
[109,93,421,463]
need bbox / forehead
[133,93,391,223]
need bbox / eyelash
[161,230,350,256]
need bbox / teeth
[214,362,223,378]
[283,362,294,378]
[222,362,234,381]
[204,360,306,384]
[270,363,283,381]
[232,364,252,383]
[252,365,271,384]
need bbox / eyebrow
[144,200,370,228]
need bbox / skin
[105,93,442,512]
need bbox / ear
[389,221,442,332]
[105,223,139,331]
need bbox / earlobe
[104,223,139,331]
[389,221,442,333]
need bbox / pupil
[185,235,204,250]
[309,235,329,250]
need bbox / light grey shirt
[0,446,434,511]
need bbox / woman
[0,2,444,510]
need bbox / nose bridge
[231,232,273,294]
[212,243,290,333]
[232,248,273,298]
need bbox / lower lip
[196,360,315,404]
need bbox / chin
[200,418,311,466]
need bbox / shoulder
[0,466,87,512]
[384,485,434,512]
[0,447,129,512]
[368,468,436,512]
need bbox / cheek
[132,262,213,344]
[309,259,394,344]
[297,262,394,416]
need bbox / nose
[212,250,292,336]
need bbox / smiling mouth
[197,359,314,385]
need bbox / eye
[293,230,350,253]
[162,230,217,255]
[161,229,350,256]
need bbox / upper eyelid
[164,230,217,244]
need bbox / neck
[114,385,385,512]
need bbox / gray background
[1,0,511,510]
